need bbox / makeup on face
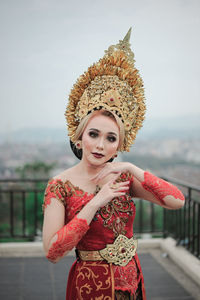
[81,114,120,164]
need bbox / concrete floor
[0,251,199,300]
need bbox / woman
[42,29,185,300]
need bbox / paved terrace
[0,238,200,300]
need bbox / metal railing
[0,179,47,240]
[0,177,199,259]
[162,176,200,259]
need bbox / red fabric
[66,260,114,300]
[44,173,146,299]
[46,216,89,263]
[141,171,185,205]
[113,257,138,294]
[43,178,67,213]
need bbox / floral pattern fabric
[45,170,186,299]
[46,216,89,263]
[141,171,185,205]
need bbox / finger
[113,192,127,197]
[113,186,129,192]
[109,183,129,191]
[92,164,122,183]
[94,170,120,185]
[94,166,116,183]
[108,172,121,184]
[108,177,131,189]
[116,180,130,187]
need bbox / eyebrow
[89,128,118,136]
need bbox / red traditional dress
[43,171,184,300]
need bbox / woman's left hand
[90,162,131,184]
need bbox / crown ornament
[65,28,146,152]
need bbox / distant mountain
[0,115,199,144]
[0,127,68,144]
[137,115,200,139]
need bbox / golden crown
[65,28,146,152]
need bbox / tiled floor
[0,253,196,300]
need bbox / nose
[96,137,104,150]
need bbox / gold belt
[77,235,137,267]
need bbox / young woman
[42,29,185,300]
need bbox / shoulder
[44,168,76,205]
[52,165,78,182]
[43,174,71,212]
[44,165,79,201]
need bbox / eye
[88,131,98,138]
[107,135,117,142]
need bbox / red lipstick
[92,152,104,159]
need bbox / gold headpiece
[65,28,145,152]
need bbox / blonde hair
[74,110,125,150]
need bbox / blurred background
[0,0,199,243]
[0,0,200,181]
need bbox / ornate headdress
[65,28,145,152]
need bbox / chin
[88,155,108,166]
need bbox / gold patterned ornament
[99,234,137,266]
[65,28,146,151]
[77,234,137,266]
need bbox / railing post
[175,210,178,240]
[139,200,143,234]
[151,202,155,233]
[34,191,38,237]
[22,191,26,237]
[187,188,191,250]
[198,203,200,259]
[179,205,182,245]
[163,208,167,238]
[192,202,196,255]
[183,200,186,246]
[10,191,14,237]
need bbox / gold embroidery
[65,180,86,197]
[65,180,99,197]
[75,262,112,300]
[99,196,133,237]
[43,179,67,210]
[98,172,133,236]
[99,235,137,266]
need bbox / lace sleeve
[46,215,89,263]
[42,179,67,212]
[141,171,185,205]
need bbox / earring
[75,141,82,149]
[112,153,118,159]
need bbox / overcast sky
[0,0,200,134]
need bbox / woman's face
[81,113,120,166]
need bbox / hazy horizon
[0,112,199,134]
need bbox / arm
[91,162,185,209]
[127,164,185,209]
[42,198,97,263]
[42,174,129,263]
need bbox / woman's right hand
[92,173,130,209]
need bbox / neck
[77,160,104,177]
